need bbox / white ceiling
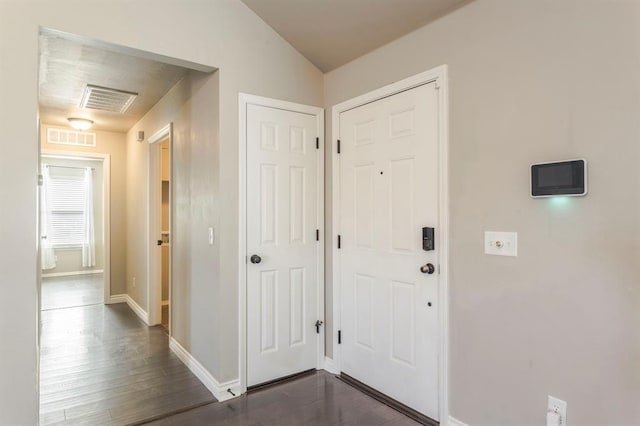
[240,0,472,72]
[39,30,192,133]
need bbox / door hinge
[316,137,319,149]
[337,234,341,249]
[337,139,341,154]
[315,320,323,334]
[316,229,320,241]
[338,330,342,344]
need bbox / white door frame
[330,65,450,423]
[147,123,173,329]
[238,93,325,394]
[41,149,112,305]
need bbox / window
[45,166,88,246]
[47,127,96,147]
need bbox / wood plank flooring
[40,301,215,425]
[41,274,103,310]
[40,276,422,426]
[144,371,421,426]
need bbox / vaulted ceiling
[240,0,472,72]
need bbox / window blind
[46,169,87,246]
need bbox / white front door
[338,82,440,419]
[246,102,322,387]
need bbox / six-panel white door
[338,83,440,419]
[246,103,320,387]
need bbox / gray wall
[324,0,640,424]
[0,0,323,423]
[126,71,223,378]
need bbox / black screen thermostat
[531,159,587,198]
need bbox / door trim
[238,93,325,394]
[41,150,111,306]
[147,123,173,329]
[330,65,450,423]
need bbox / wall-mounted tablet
[530,159,587,198]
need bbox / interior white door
[338,82,440,419]
[246,103,320,387]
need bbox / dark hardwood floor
[39,276,421,426]
[143,371,421,426]
[40,289,215,425]
[41,274,103,310]
[161,304,169,331]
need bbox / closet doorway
[148,124,172,330]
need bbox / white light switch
[485,231,517,256]
[208,227,215,245]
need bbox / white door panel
[247,104,320,387]
[339,83,440,419]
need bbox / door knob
[250,254,262,264]
[420,263,435,274]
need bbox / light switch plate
[208,227,215,245]
[485,231,517,256]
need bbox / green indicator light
[549,196,571,207]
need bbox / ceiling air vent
[80,84,138,113]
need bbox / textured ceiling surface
[39,2,471,132]
[39,30,191,133]
[240,0,471,72]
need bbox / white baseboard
[169,337,241,402]
[42,269,104,278]
[108,294,127,304]
[323,357,339,375]
[449,416,469,426]
[124,295,149,325]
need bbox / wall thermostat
[530,159,587,198]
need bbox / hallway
[39,297,215,425]
[38,279,422,426]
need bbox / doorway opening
[37,28,217,425]
[40,151,109,310]
[148,124,172,331]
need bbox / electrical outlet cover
[548,395,567,426]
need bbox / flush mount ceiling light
[67,117,94,130]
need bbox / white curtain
[81,167,96,267]
[41,165,57,270]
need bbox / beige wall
[41,126,127,295]
[0,0,323,422]
[324,0,640,424]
